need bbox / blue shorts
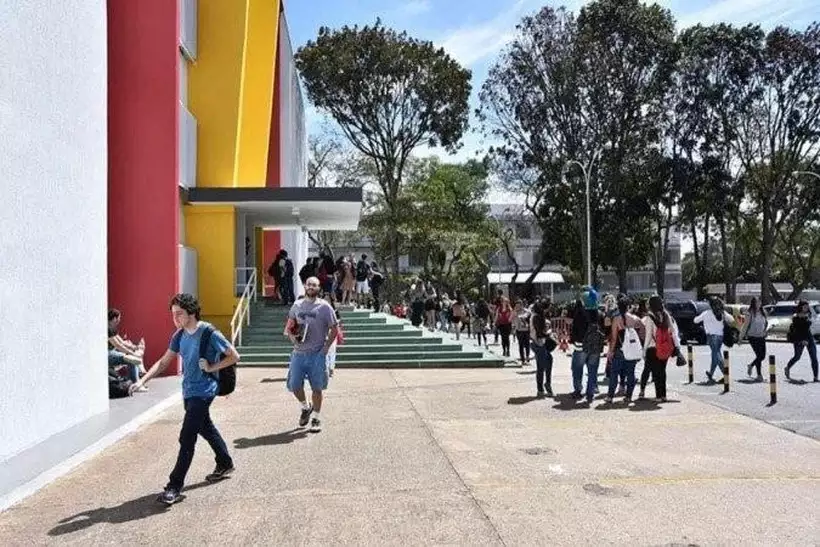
[287,352,328,392]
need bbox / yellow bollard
[769,355,777,405]
[723,350,730,393]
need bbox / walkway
[1,357,819,545]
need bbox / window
[408,250,425,268]
[665,248,681,264]
[516,222,532,239]
[664,272,682,290]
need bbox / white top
[642,314,681,351]
[693,310,734,336]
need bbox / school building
[1,0,361,468]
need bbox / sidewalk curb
[0,391,181,512]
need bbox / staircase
[236,301,505,368]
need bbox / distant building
[309,203,683,298]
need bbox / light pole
[563,147,605,287]
[793,170,820,182]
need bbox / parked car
[763,301,820,340]
[666,300,711,344]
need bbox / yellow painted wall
[189,0,250,187]
[184,205,237,335]
[235,0,280,187]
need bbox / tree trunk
[617,244,628,295]
[761,211,776,305]
[718,216,732,303]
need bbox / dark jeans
[372,286,381,312]
[787,338,819,379]
[646,348,668,399]
[167,397,233,491]
[748,337,766,376]
[516,330,530,362]
[532,343,553,393]
[280,279,295,305]
[608,350,637,399]
[498,324,512,355]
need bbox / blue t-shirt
[169,322,231,399]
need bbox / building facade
[1,0,361,465]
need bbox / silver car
[763,301,820,340]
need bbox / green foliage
[296,20,472,280]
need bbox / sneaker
[309,417,322,432]
[205,465,234,482]
[545,388,554,397]
[299,405,313,427]
[537,391,545,398]
[706,371,714,383]
[158,487,181,506]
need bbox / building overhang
[182,187,363,230]
[487,271,565,284]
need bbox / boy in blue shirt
[131,293,240,505]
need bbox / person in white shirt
[694,298,735,383]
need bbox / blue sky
[286,0,819,167]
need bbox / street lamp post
[563,148,605,287]
[793,170,820,182]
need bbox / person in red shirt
[495,297,513,357]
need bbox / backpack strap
[198,325,221,381]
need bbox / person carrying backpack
[606,296,643,404]
[129,293,240,505]
[355,254,371,307]
[640,295,681,403]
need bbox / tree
[479,1,677,293]
[401,159,495,292]
[296,20,471,279]
[305,131,373,256]
[728,24,820,304]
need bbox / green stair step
[238,358,504,369]
[237,351,485,363]
[239,344,459,355]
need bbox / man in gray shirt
[283,276,338,432]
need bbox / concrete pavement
[1,357,819,546]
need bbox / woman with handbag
[529,302,556,397]
[740,297,768,381]
[785,301,818,382]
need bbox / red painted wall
[107,0,180,372]
[263,34,283,296]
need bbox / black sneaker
[158,487,181,506]
[309,417,322,432]
[206,465,234,482]
[299,405,313,427]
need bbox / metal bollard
[768,355,777,405]
[723,350,730,393]
[687,344,694,384]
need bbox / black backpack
[173,325,236,396]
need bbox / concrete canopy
[487,271,565,284]
[183,187,363,230]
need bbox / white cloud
[396,0,432,17]
[675,0,814,28]
[436,0,538,67]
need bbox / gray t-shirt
[288,298,337,354]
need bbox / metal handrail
[230,268,257,347]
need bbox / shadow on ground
[260,378,286,384]
[233,428,310,449]
[48,481,216,536]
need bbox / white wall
[278,12,309,291]
[0,0,109,462]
